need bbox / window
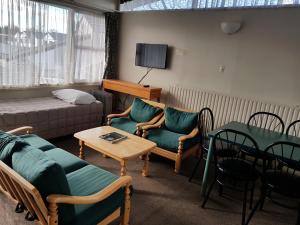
[120,0,300,11]
[0,0,105,88]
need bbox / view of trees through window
[0,0,105,87]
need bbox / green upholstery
[164,107,198,134]
[111,117,137,134]
[45,148,88,174]
[20,134,55,151]
[0,131,28,166]
[12,145,74,225]
[147,128,200,152]
[129,98,162,123]
[66,165,124,225]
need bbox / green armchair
[142,107,200,173]
[107,98,165,135]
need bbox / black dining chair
[247,141,300,225]
[286,120,300,137]
[247,112,285,134]
[202,129,260,225]
[189,107,214,182]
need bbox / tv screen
[135,43,168,69]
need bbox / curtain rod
[31,0,120,14]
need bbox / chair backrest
[263,141,300,177]
[212,129,260,165]
[198,107,214,144]
[0,161,48,225]
[247,111,285,134]
[286,120,300,137]
[142,99,165,110]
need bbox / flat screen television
[135,43,168,69]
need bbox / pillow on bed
[52,89,96,105]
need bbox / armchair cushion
[164,107,198,134]
[111,117,137,134]
[45,148,88,174]
[147,128,200,152]
[66,165,124,225]
[130,98,162,123]
[12,145,74,225]
[20,134,56,151]
[0,131,27,166]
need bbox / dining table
[201,121,300,196]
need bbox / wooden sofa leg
[175,144,183,174]
[48,203,58,225]
[121,184,131,225]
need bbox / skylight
[120,0,300,11]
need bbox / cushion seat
[111,117,137,134]
[147,128,200,152]
[45,148,88,174]
[66,165,124,225]
[20,134,55,151]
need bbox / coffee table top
[74,126,156,160]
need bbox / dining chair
[202,129,260,225]
[247,112,285,134]
[189,107,214,182]
[286,120,300,137]
[247,141,300,225]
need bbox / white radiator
[167,85,300,136]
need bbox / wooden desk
[103,79,162,101]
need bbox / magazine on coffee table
[99,132,127,143]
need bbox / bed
[0,97,103,139]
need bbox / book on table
[99,132,127,143]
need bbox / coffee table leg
[120,160,127,176]
[79,140,85,160]
[142,152,150,177]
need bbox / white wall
[118,8,300,106]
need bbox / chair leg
[175,146,183,174]
[202,177,217,208]
[242,182,249,225]
[260,185,267,210]
[189,149,203,182]
[249,183,255,209]
[245,195,263,225]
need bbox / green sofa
[0,127,131,225]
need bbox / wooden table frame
[201,121,300,196]
[75,126,156,177]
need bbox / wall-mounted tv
[135,43,168,69]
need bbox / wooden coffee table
[74,126,157,177]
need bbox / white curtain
[120,0,300,11]
[0,0,105,88]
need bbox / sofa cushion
[147,128,200,152]
[20,134,55,151]
[45,148,88,174]
[111,117,137,134]
[164,107,198,134]
[129,98,162,123]
[12,145,74,225]
[66,165,124,225]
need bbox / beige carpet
[0,136,297,225]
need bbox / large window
[0,0,105,88]
[120,0,300,11]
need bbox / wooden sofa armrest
[142,116,165,131]
[178,128,199,143]
[7,126,33,135]
[47,176,132,225]
[47,176,132,205]
[107,107,132,125]
[136,112,164,130]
